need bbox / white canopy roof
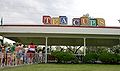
[0,25,120,46]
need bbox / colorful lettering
[80,17,89,26]
[43,16,51,24]
[89,19,97,26]
[42,15,105,27]
[59,16,68,25]
[52,17,60,25]
[72,18,80,26]
[96,18,105,26]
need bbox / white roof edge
[0,26,120,35]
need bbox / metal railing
[0,53,84,67]
[0,53,44,67]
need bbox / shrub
[51,51,75,63]
[98,51,120,64]
[83,52,98,63]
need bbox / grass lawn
[0,64,120,71]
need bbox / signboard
[72,18,80,26]
[43,16,68,25]
[52,17,60,25]
[42,15,105,26]
[59,16,68,25]
[80,17,89,26]
[89,19,97,26]
[43,16,51,24]
[96,18,105,26]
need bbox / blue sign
[59,16,68,25]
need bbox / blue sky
[0,0,120,26]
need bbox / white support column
[83,38,86,56]
[45,37,48,63]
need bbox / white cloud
[0,0,120,26]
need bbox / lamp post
[1,17,3,26]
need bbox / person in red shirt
[27,43,36,64]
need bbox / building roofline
[1,25,120,29]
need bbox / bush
[51,51,75,63]
[83,51,120,64]
[83,53,98,63]
[98,51,120,64]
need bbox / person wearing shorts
[27,43,36,64]
[15,44,22,65]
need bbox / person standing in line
[38,49,43,63]
[24,46,28,64]
[18,44,24,65]
[42,47,45,63]
[15,44,21,65]
[5,44,12,66]
[6,47,12,66]
[0,45,2,66]
[27,43,36,64]
[1,44,5,66]
[11,43,16,65]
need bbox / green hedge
[99,52,120,64]
[83,53,98,63]
[83,51,120,64]
[51,51,76,63]
[52,51,120,64]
